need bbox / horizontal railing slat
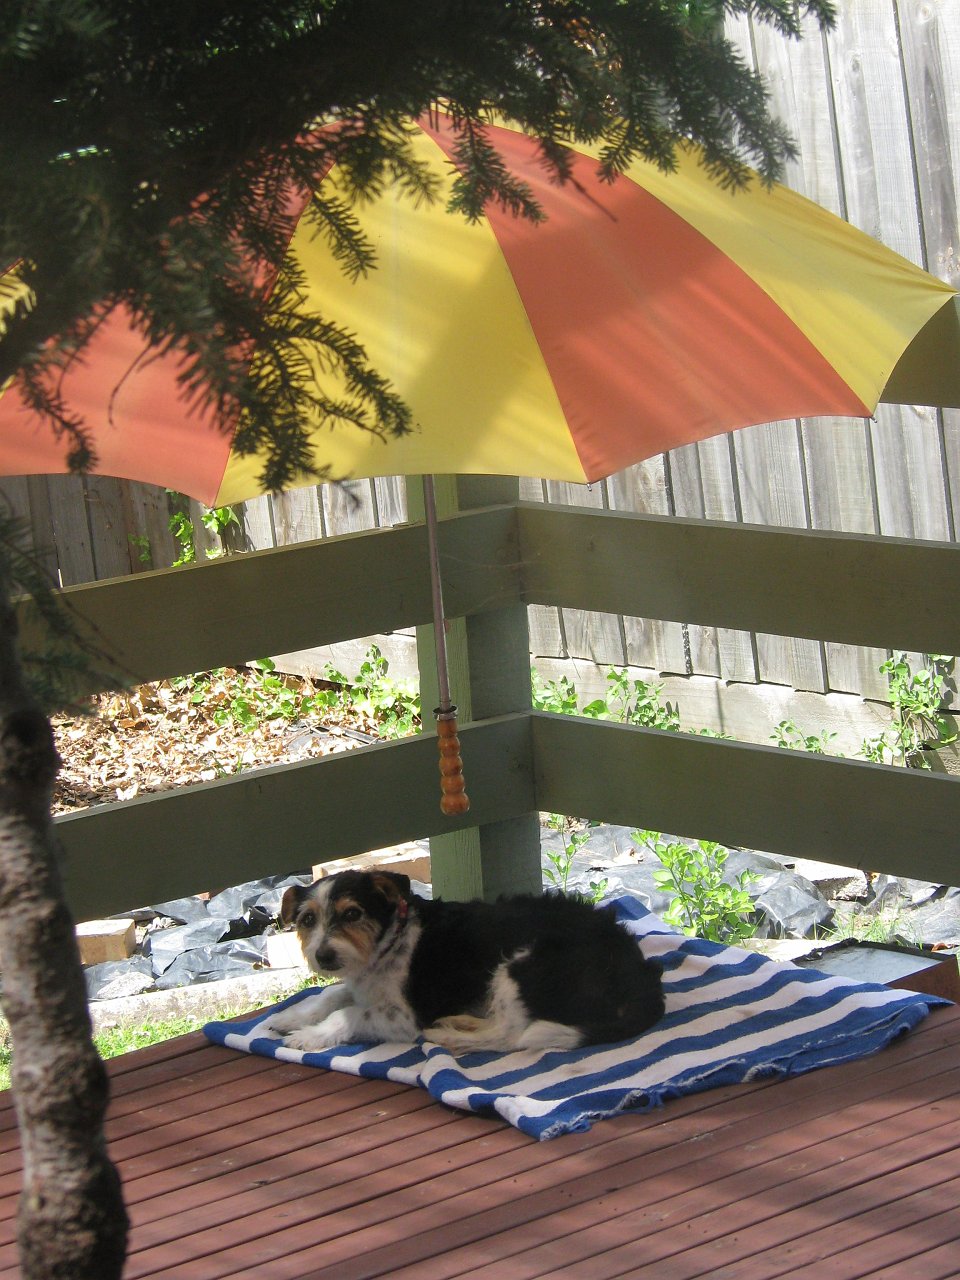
[517,503,960,654]
[55,715,535,919]
[57,707,960,920]
[531,712,960,885]
[22,504,959,689]
[21,506,521,691]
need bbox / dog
[258,869,665,1055]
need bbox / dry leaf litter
[52,667,378,814]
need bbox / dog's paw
[284,1028,338,1053]
[256,1008,306,1038]
[284,1008,357,1053]
[256,988,350,1039]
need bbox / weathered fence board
[897,0,960,545]
[607,460,691,679]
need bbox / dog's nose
[315,948,340,971]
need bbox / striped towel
[203,896,948,1140]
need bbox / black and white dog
[260,869,665,1055]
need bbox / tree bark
[0,568,127,1278]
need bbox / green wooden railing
[21,483,960,921]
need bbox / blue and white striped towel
[203,896,949,1140]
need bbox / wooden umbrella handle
[435,707,470,815]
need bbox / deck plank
[0,1004,956,1279]
[864,1238,960,1280]
[294,1069,960,1280]
[671,1172,960,1280]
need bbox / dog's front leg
[284,1003,370,1053]
[284,999,417,1052]
[256,983,353,1038]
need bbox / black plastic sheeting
[85,873,310,1001]
[154,936,270,990]
[85,828,960,1001]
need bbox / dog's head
[280,869,412,978]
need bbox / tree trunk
[0,567,127,1278]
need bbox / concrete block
[76,919,136,967]
[790,859,869,902]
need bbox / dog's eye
[298,911,317,930]
[339,907,362,924]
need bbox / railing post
[406,475,542,901]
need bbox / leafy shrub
[532,667,679,730]
[861,653,957,768]
[637,829,759,945]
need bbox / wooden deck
[0,1002,958,1279]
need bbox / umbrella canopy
[1,113,958,507]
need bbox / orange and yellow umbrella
[1,114,958,508]
[3,115,958,814]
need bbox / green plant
[170,661,307,732]
[169,648,421,738]
[316,645,420,738]
[128,533,151,565]
[532,667,680,732]
[168,496,241,566]
[543,814,592,897]
[0,1014,201,1092]
[168,508,197,566]
[171,667,218,700]
[772,719,839,755]
[765,654,958,770]
[350,646,420,737]
[861,653,957,769]
[531,670,580,716]
[583,668,681,731]
[235,658,300,723]
[638,829,759,945]
[220,659,315,730]
[820,902,921,949]
[201,504,240,545]
[0,982,325,1091]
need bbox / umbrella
[2,113,958,810]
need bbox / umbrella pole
[423,475,470,816]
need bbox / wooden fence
[2,1,958,744]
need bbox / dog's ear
[280,884,308,926]
[371,871,411,905]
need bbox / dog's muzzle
[315,948,341,972]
